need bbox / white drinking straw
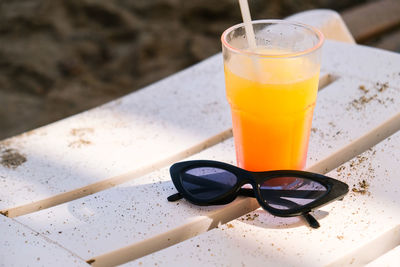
[238,0,257,51]
[238,0,261,81]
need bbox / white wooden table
[1,10,400,267]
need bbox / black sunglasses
[167,160,349,228]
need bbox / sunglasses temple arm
[167,192,183,202]
[167,189,302,201]
[238,188,325,199]
[303,213,320,229]
[168,188,256,201]
[168,188,325,201]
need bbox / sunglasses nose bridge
[235,173,257,188]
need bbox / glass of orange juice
[221,20,324,173]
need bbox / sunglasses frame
[169,160,349,218]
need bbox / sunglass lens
[181,167,237,200]
[259,177,327,210]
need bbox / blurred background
[1,0,399,140]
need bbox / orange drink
[221,20,323,172]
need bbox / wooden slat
[13,41,400,266]
[0,215,87,266]
[341,0,400,42]
[124,130,400,267]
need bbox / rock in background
[0,0,367,139]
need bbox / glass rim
[221,19,324,59]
